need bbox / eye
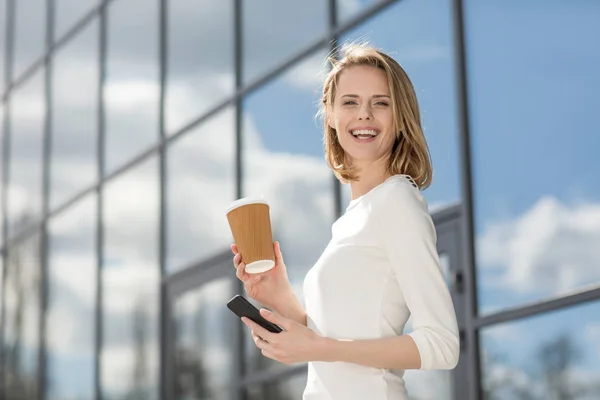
[343,100,357,106]
[375,101,389,107]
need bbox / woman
[231,43,459,399]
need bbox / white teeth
[351,129,378,137]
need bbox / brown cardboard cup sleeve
[226,198,275,274]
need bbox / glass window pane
[51,20,98,210]
[340,0,461,212]
[246,372,308,400]
[465,1,600,314]
[174,278,235,399]
[13,0,46,80]
[242,49,334,371]
[166,0,234,135]
[101,157,160,399]
[104,0,159,175]
[46,194,96,400]
[55,0,98,41]
[243,1,327,84]
[481,301,600,399]
[166,107,235,272]
[2,233,41,399]
[336,0,386,25]
[8,70,45,237]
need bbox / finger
[260,309,291,331]
[261,349,278,362]
[236,262,252,283]
[274,241,284,265]
[230,244,238,255]
[242,317,276,343]
[232,253,241,268]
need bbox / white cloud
[478,196,600,294]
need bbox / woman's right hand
[231,241,293,309]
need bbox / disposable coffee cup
[226,197,275,274]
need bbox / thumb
[260,308,290,330]
[274,241,284,264]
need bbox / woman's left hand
[243,309,327,365]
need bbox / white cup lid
[226,197,269,214]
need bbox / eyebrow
[340,94,391,99]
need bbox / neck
[348,161,392,200]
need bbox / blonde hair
[319,42,432,189]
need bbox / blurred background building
[1,0,599,399]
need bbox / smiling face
[327,64,397,168]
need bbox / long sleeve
[376,182,460,370]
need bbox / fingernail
[261,309,270,315]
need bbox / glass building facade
[1,0,599,399]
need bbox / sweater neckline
[346,174,408,211]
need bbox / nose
[358,103,373,120]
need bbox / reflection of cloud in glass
[174,278,235,398]
[7,70,45,236]
[243,0,327,84]
[50,19,98,210]
[46,193,96,399]
[102,157,159,399]
[12,0,45,79]
[166,0,234,134]
[54,0,98,41]
[478,196,600,311]
[166,107,236,272]
[104,0,159,174]
[481,303,600,399]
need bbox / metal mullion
[158,0,169,397]
[475,285,600,330]
[234,1,245,398]
[95,2,107,399]
[38,0,54,397]
[451,0,480,398]
[4,0,14,89]
[328,0,343,221]
[0,0,14,394]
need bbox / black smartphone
[226,295,283,333]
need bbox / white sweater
[302,174,459,400]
